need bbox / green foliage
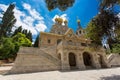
[94,10,118,38]
[115,24,120,41]
[26,31,32,42]
[0,3,16,37]
[0,33,32,60]
[111,43,120,53]
[12,26,32,42]
[12,33,32,57]
[12,33,32,47]
[0,38,15,59]
[45,0,75,11]
[34,34,39,47]
[0,3,32,60]
[86,18,103,45]
[99,0,120,10]
[12,26,22,36]
[86,9,119,47]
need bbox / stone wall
[108,54,120,67]
[9,47,61,74]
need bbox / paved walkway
[0,67,120,80]
[0,66,12,71]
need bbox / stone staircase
[40,46,59,59]
[18,47,60,66]
[107,54,115,63]
[107,54,120,67]
[39,49,61,65]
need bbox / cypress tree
[34,34,39,47]
[0,3,16,37]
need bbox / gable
[64,28,78,39]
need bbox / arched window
[68,40,72,45]
[48,39,51,44]
[79,30,81,34]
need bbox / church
[9,18,110,74]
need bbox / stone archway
[83,52,92,68]
[69,53,77,69]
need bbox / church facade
[9,18,110,74]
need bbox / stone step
[39,50,60,65]
[0,63,14,67]
[19,47,60,66]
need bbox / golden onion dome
[55,18,58,22]
[77,19,80,23]
[64,19,68,23]
[57,17,63,23]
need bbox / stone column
[101,54,111,68]
[77,53,86,70]
[61,51,70,70]
[92,54,101,69]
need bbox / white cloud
[35,22,47,32]
[52,14,68,25]
[23,3,43,21]
[0,4,7,11]
[0,3,47,36]
[0,4,7,18]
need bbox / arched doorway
[83,52,92,68]
[69,53,77,69]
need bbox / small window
[58,32,61,34]
[79,30,81,34]
[68,40,72,42]
[81,43,87,46]
[68,40,72,44]
[57,39,62,45]
[48,39,51,44]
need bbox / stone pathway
[0,67,120,80]
[0,66,12,74]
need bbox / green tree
[111,43,120,53]
[12,26,32,42]
[86,10,119,47]
[45,0,75,11]
[0,3,16,37]
[99,0,120,10]
[86,19,102,46]
[12,26,22,36]
[0,33,32,60]
[12,33,32,47]
[115,24,120,41]
[0,38,15,59]
[11,33,32,59]
[26,31,32,42]
[86,0,120,53]
[34,34,39,47]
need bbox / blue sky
[0,0,100,42]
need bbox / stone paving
[0,67,120,80]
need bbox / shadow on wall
[100,75,120,80]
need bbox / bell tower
[76,19,85,37]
